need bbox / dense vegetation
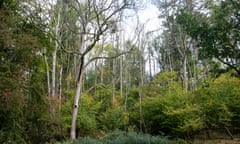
[0,0,239,143]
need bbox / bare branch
[83,48,134,70]
[217,57,240,74]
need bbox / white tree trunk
[70,57,84,142]
[120,56,123,98]
[59,63,63,110]
[52,4,61,97]
[192,44,198,90]
[52,48,57,97]
[70,81,82,141]
[44,48,51,96]
[183,56,188,91]
[112,58,116,102]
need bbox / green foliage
[1,0,240,142]
[78,95,99,132]
[92,85,113,111]
[26,68,62,143]
[140,72,240,138]
[104,131,173,144]
[99,107,125,131]
[176,0,240,74]
[91,85,126,131]
[61,85,126,137]
[59,131,175,144]
[61,92,100,136]
[208,74,240,129]
[194,77,234,129]
[0,1,62,143]
[75,136,102,144]
[143,79,203,136]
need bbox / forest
[0,0,240,143]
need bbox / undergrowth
[56,131,184,144]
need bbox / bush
[141,72,240,138]
[59,131,174,144]
[75,136,102,144]
[104,131,173,144]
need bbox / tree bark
[52,3,61,97]
[44,48,51,96]
[59,63,63,110]
[70,56,84,142]
[183,55,188,91]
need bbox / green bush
[61,92,100,136]
[75,136,102,144]
[194,73,240,129]
[141,72,240,138]
[104,131,172,144]
[99,107,125,131]
[142,72,203,137]
[65,131,174,144]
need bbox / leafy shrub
[99,107,125,131]
[75,136,102,144]
[141,72,240,138]
[141,72,203,137]
[65,131,174,144]
[61,92,100,136]
[105,132,172,144]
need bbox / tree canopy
[1,0,240,143]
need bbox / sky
[122,2,161,75]
[123,1,160,44]
[138,3,162,75]
[138,2,160,32]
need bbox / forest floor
[192,131,240,144]
[193,139,240,144]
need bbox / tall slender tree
[64,0,137,141]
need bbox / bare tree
[152,0,197,91]
[20,0,140,141]
[64,0,137,141]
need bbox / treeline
[0,0,240,143]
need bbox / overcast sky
[138,2,160,32]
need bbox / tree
[65,0,137,141]
[177,0,240,75]
[0,1,53,142]
[152,0,199,91]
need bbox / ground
[193,139,240,144]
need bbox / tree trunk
[192,44,198,90]
[59,63,63,110]
[52,47,57,97]
[44,48,51,96]
[112,58,116,103]
[120,55,123,98]
[52,4,61,97]
[70,56,84,142]
[183,56,188,91]
[148,49,152,80]
[70,31,86,142]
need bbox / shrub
[103,131,174,144]
[58,131,175,144]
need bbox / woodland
[0,0,240,143]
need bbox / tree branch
[217,57,240,74]
[83,48,134,70]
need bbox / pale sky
[138,3,161,75]
[122,2,161,75]
[122,2,160,43]
[138,2,160,32]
